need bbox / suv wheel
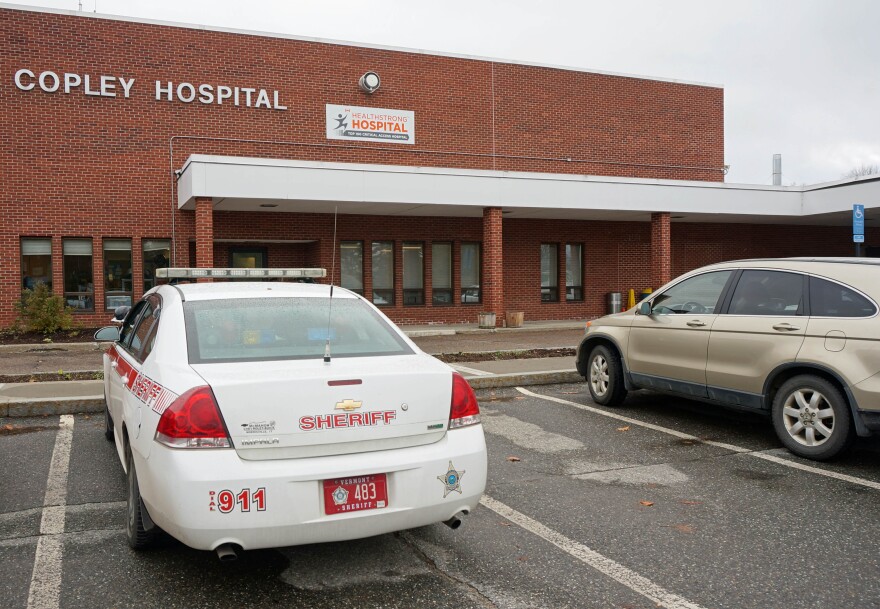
[771,375,854,461]
[586,345,627,407]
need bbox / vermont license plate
[323,474,388,515]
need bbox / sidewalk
[0,321,586,417]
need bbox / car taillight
[449,372,481,429]
[155,385,232,448]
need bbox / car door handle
[110,361,118,369]
[773,323,801,331]
[121,375,129,385]
[686,320,707,327]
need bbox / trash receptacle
[607,292,622,314]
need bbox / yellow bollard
[627,289,636,310]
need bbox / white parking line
[481,495,707,609]
[27,414,74,609]
[516,386,880,492]
[450,363,493,377]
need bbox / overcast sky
[7,0,880,186]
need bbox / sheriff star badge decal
[437,461,465,498]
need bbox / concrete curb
[0,342,105,353]
[1,397,104,417]
[466,369,582,389]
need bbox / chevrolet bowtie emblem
[335,399,363,412]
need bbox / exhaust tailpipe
[215,544,238,562]
[443,511,465,530]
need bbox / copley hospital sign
[13,68,288,110]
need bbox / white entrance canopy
[177,155,880,227]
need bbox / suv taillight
[449,372,481,429]
[155,386,232,448]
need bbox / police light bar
[156,268,327,279]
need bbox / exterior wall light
[359,71,381,94]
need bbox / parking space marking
[482,411,583,453]
[450,363,493,377]
[481,495,706,609]
[27,414,74,609]
[516,387,880,492]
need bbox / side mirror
[94,326,120,342]
[637,301,652,316]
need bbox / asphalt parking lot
[3,383,879,609]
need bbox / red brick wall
[0,6,726,327]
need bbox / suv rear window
[184,297,413,363]
[809,277,877,318]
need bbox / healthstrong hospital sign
[326,104,415,145]
[11,68,415,145]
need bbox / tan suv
[576,258,880,460]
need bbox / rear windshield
[184,297,413,364]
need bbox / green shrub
[16,284,75,334]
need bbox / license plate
[323,474,388,515]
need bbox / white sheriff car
[96,268,487,559]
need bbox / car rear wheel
[586,345,627,407]
[126,444,155,549]
[771,375,854,461]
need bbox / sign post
[853,204,865,257]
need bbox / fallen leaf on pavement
[617,426,630,432]
[673,524,695,534]
[681,500,702,506]
[499,521,511,527]
[560,391,579,395]
[3,424,13,431]
[506,456,521,462]
[639,501,654,507]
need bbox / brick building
[2,4,878,329]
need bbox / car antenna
[324,206,339,364]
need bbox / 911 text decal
[210,488,267,513]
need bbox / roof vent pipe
[772,154,782,186]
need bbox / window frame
[103,238,133,311]
[339,240,365,296]
[21,237,53,293]
[431,241,454,306]
[460,242,482,305]
[142,238,171,293]
[402,241,425,306]
[229,247,268,269]
[62,238,95,312]
[540,243,559,303]
[371,240,395,307]
[565,243,584,302]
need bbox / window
[230,248,266,269]
[566,244,583,301]
[143,240,171,292]
[63,239,94,311]
[403,242,425,305]
[119,300,148,347]
[372,241,394,306]
[651,271,732,315]
[184,297,413,364]
[104,239,133,310]
[129,299,161,362]
[340,241,364,295]
[432,242,453,305]
[728,270,804,316]
[461,242,481,304]
[809,277,877,317]
[541,244,559,302]
[21,238,52,292]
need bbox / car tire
[104,396,114,442]
[771,375,854,461]
[126,444,156,549]
[586,345,627,407]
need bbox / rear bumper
[135,425,487,551]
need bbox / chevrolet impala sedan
[96,268,487,559]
